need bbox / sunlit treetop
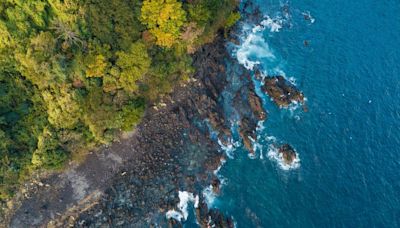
[140,0,186,47]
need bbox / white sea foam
[288,76,297,85]
[266,135,277,142]
[252,141,263,159]
[260,16,283,32]
[218,138,238,159]
[194,195,200,208]
[287,100,302,111]
[267,144,300,170]
[166,209,184,221]
[178,191,197,220]
[202,185,217,207]
[213,158,226,176]
[166,191,199,222]
[256,120,265,132]
[236,33,275,70]
[252,24,264,33]
[302,11,315,24]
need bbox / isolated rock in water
[248,86,267,120]
[262,76,304,107]
[278,144,297,164]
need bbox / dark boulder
[195,197,234,228]
[248,86,267,121]
[262,76,304,107]
[239,118,257,154]
[278,144,297,164]
[211,179,221,194]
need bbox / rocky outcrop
[262,76,304,107]
[248,87,267,121]
[212,178,221,194]
[6,32,233,228]
[70,33,234,228]
[195,197,234,228]
[239,117,257,154]
[233,82,266,154]
[278,144,297,165]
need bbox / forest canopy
[0,0,239,201]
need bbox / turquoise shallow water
[208,0,400,227]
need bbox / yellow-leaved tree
[140,0,186,47]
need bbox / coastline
[4,5,306,226]
[2,2,310,225]
[9,1,399,227]
[5,32,234,227]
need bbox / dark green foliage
[0,0,239,200]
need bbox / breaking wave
[236,32,275,70]
[261,15,284,32]
[165,191,199,222]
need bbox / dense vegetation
[0,0,239,200]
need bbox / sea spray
[165,191,199,222]
[236,33,275,70]
[261,15,284,32]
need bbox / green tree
[41,85,81,129]
[115,41,151,93]
[225,12,241,29]
[84,0,142,50]
[188,3,211,27]
[84,39,111,78]
[0,0,240,201]
[140,0,186,47]
[31,127,67,169]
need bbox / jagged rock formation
[262,76,305,107]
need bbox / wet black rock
[211,178,221,194]
[278,144,297,165]
[239,117,257,154]
[71,33,233,227]
[195,196,234,228]
[262,76,305,107]
[248,86,267,121]
[232,82,266,155]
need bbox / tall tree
[115,41,151,93]
[140,0,186,47]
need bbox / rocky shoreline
[5,32,234,227]
[5,17,305,226]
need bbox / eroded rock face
[278,144,297,165]
[239,117,257,154]
[248,88,267,121]
[233,83,266,155]
[262,76,304,107]
[195,197,234,228]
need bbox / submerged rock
[262,76,304,107]
[278,144,297,165]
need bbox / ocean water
[203,0,400,227]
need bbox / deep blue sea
[202,0,400,227]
